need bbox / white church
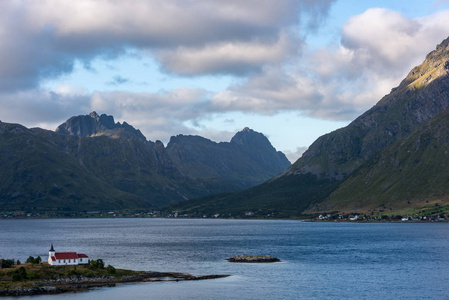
[47,244,89,266]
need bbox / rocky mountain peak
[230,127,264,145]
[230,128,290,170]
[55,112,147,141]
[395,36,449,93]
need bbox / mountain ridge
[0,114,290,212]
[310,107,449,213]
[170,35,449,217]
[55,111,148,142]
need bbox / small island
[226,255,281,263]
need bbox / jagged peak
[430,35,449,56]
[231,128,275,150]
[232,127,264,138]
[396,35,449,91]
[89,111,99,119]
[55,112,146,142]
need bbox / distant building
[349,215,358,221]
[48,244,89,266]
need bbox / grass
[0,262,139,290]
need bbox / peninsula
[0,260,229,296]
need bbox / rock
[226,255,281,263]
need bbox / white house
[349,215,359,221]
[48,244,89,266]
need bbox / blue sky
[2,0,449,162]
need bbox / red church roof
[52,252,89,260]
[54,252,80,260]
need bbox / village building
[47,244,89,266]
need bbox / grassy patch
[0,262,141,289]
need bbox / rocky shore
[227,255,281,263]
[0,271,229,296]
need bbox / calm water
[1,219,449,299]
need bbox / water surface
[1,219,448,299]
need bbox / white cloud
[283,146,308,163]
[1,3,449,158]
[26,0,297,42]
[0,0,335,92]
[157,31,297,75]
[341,9,421,67]
[206,8,449,121]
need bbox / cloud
[0,89,91,128]
[206,8,449,121]
[3,4,449,144]
[0,87,210,143]
[0,0,335,92]
[2,3,449,156]
[88,88,214,141]
[157,31,297,76]
[209,66,322,114]
[283,146,309,163]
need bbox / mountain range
[172,36,449,218]
[4,36,449,218]
[0,112,290,212]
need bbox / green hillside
[0,113,290,212]
[0,123,149,212]
[313,108,449,213]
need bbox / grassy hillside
[0,123,149,212]
[0,113,291,213]
[170,174,339,218]
[311,108,449,213]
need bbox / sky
[1,1,449,163]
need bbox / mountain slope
[171,36,449,216]
[312,108,449,213]
[57,113,290,193]
[166,128,290,189]
[0,122,150,212]
[0,113,290,212]
[286,36,449,180]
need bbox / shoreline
[0,269,229,297]
[1,216,448,223]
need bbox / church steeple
[48,244,56,265]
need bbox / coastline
[0,267,229,297]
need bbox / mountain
[311,108,449,213]
[166,127,290,189]
[0,114,290,212]
[0,122,149,212]
[56,111,147,141]
[171,36,449,217]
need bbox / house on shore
[48,244,89,266]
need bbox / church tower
[48,244,55,264]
